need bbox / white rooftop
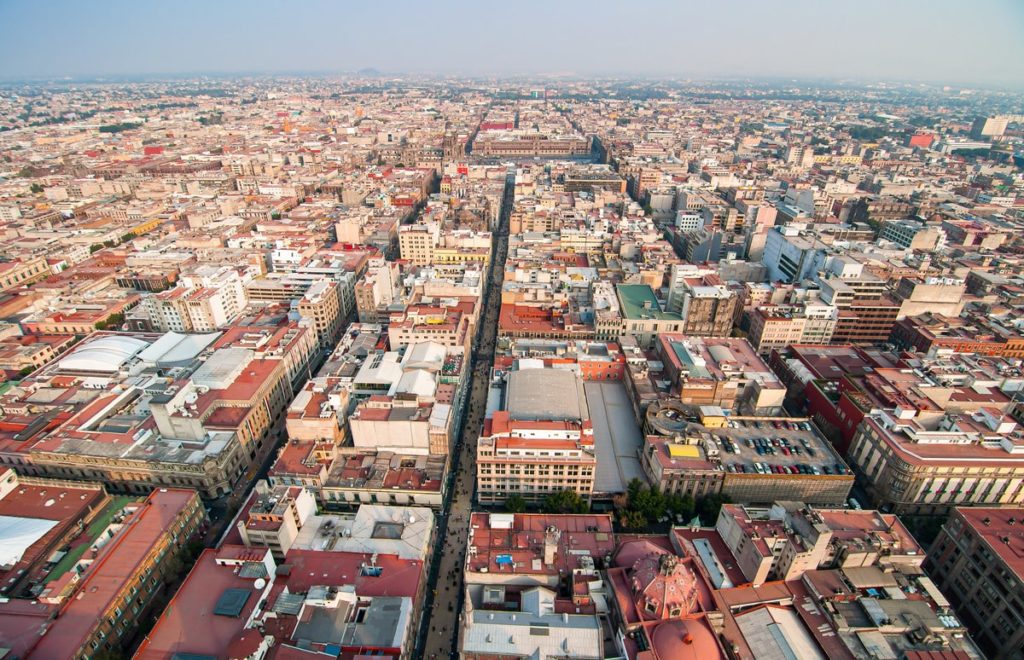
[0,516,58,567]
[58,335,150,374]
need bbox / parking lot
[707,417,852,477]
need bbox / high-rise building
[926,507,1024,659]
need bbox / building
[878,220,946,251]
[398,222,440,265]
[641,408,854,505]
[890,312,1024,358]
[970,115,1009,138]
[0,256,50,292]
[141,266,247,333]
[0,468,109,597]
[891,277,965,320]
[0,330,298,499]
[761,227,828,284]
[665,266,739,337]
[387,298,477,351]
[473,132,591,158]
[235,481,318,559]
[460,512,614,658]
[716,501,923,586]
[746,304,838,354]
[847,411,1024,515]
[476,369,596,505]
[27,488,206,659]
[653,335,786,415]
[296,278,344,350]
[926,507,1024,659]
[616,284,684,349]
[461,586,603,659]
[0,333,75,377]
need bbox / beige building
[717,501,924,587]
[297,278,344,350]
[0,256,50,292]
[236,481,318,559]
[847,411,1024,515]
[398,222,440,265]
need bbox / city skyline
[1,0,1023,88]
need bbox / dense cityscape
[0,70,1021,660]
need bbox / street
[415,171,513,659]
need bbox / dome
[58,335,150,373]
[630,552,700,620]
[613,539,669,568]
[650,618,722,659]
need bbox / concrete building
[654,335,786,415]
[355,257,399,323]
[717,501,923,587]
[0,330,300,499]
[235,481,318,559]
[879,220,947,251]
[970,115,1009,138]
[641,408,853,505]
[616,284,684,349]
[926,507,1024,659]
[26,489,206,659]
[665,266,739,337]
[142,267,247,333]
[296,278,344,350]
[847,411,1024,515]
[746,304,838,354]
[761,227,829,284]
[476,369,596,505]
[0,256,50,292]
[892,276,965,320]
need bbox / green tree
[626,478,646,503]
[542,489,588,514]
[697,493,732,525]
[665,492,695,521]
[30,183,44,194]
[89,243,104,253]
[504,494,528,513]
[633,484,666,521]
[619,508,648,531]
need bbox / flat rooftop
[505,368,589,422]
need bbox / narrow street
[416,171,513,659]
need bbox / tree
[626,478,645,503]
[665,492,695,521]
[504,494,528,513]
[542,489,588,514]
[697,493,732,525]
[619,508,648,531]
[30,183,44,194]
[633,484,666,521]
[89,243,104,253]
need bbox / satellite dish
[254,578,266,590]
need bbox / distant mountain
[357,68,383,77]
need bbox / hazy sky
[1,0,1022,87]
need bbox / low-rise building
[847,410,1024,515]
[26,488,206,659]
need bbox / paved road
[416,171,513,659]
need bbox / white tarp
[0,515,58,567]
